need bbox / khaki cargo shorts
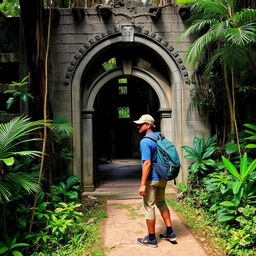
[143,179,169,219]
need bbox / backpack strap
[144,134,158,142]
[144,132,165,142]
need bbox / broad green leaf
[240,153,247,176]
[3,90,17,93]
[194,137,205,156]
[209,204,219,211]
[66,191,78,199]
[244,135,256,140]
[178,183,187,192]
[202,147,216,159]
[222,156,241,181]
[182,146,199,159]
[225,142,238,154]
[219,201,235,207]
[190,162,200,173]
[12,243,29,248]
[12,250,23,256]
[0,247,8,253]
[6,97,15,109]
[232,182,241,195]
[206,134,217,147]
[241,159,256,181]
[244,129,255,135]
[66,176,80,188]
[1,157,14,166]
[199,163,207,170]
[217,214,234,222]
[234,189,243,206]
[245,144,256,149]
[244,123,256,130]
[202,159,215,166]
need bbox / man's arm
[139,160,151,196]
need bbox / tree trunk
[223,61,235,135]
[231,69,241,159]
[19,0,47,120]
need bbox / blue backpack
[144,133,180,181]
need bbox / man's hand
[139,185,146,196]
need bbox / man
[133,114,176,248]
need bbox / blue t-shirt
[140,131,160,181]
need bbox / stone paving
[83,159,208,255]
[102,199,208,256]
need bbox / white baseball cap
[133,114,155,127]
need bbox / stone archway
[68,26,191,192]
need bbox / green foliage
[3,76,34,110]
[45,202,83,242]
[181,130,256,255]
[0,116,50,203]
[176,0,256,69]
[0,115,47,166]
[29,197,107,255]
[182,135,217,183]
[0,0,20,17]
[178,183,188,193]
[0,236,28,256]
[244,123,256,149]
[51,176,80,203]
[206,153,256,222]
[51,116,73,141]
[228,206,256,256]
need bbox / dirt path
[102,199,208,256]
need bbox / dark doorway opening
[93,75,160,188]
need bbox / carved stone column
[82,108,95,192]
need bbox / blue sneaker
[137,235,158,248]
[160,232,177,241]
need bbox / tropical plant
[46,202,83,242]
[3,76,34,110]
[0,0,20,17]
[176,0,256,142]
[182,135,217,185]
[0,236,29,256]
[244,123,256,149]
[209,153,256,221]
[51,176,80,203]
[0,115,49,203]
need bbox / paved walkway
[102,199,208,256]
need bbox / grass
[166,198,228,256]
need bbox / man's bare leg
[160,209,172,226]
[146,219,156,234]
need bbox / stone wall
[48,4,191,119]
[0,3,211,186]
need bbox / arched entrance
[69,26,190,192]
[94,75,160,162]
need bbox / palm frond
[232,8,256,25]
[204,45,246,74]
[177,18,218,43]
[176,0,229,17]
[0,180,12,203]
[0,115,49,163]
[183,30,217,67]
[52,115,73,137]
[224,25,256,46]
[11,151,42,157]
[7,172,40,194]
